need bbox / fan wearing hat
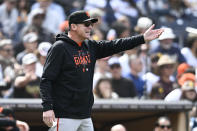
[35,42,52,77]
[151,27,186,64]
[151,55,177,99]
[40,10,164,129]
[16,32,38,65]
[165,72,197,102]
[178,73,197,102]
[0,39,19,98]
[14,53,40,98]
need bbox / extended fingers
[154,28,164,38]
[147,24,155,32]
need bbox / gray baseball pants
[48,118,94,131]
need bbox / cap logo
[86,11,90,17]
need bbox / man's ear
[71,24,77,31]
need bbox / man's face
[33,14,45,26]
[160,39,173,50]
[72,21,94,40]
[24,41,38,52]
[155,119,172,131]
[110,64,121,79]
[0,44,14,58]
[130,58,143,73]
[160,64,174,77]
[24,62,36,73]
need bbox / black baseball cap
[68,10,98,25]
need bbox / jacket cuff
[138,34,145,44]
[42,102,53,112]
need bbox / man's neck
[68,31,84,44]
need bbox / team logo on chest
[73,50,91,72]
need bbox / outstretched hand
[143,24,164,43]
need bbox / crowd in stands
[0,0,197,130]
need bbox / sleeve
[94,35,145,59]
[0,118,16,127]
[40,41,65,111]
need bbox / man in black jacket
[40,10,164,130]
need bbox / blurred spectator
[134,16,160,52]
[137,44,151,76]
[15,0,30,42]
[35,42,51,77]
[0,29,5,40]
[107,20,131,41]
[14,53,40,98]
[84,0,107,11]
[0,106,29,131]
[184,0,197,16]
[28,0,63,34]
[93,57,111,89]
[110,0,139,24]
[31,0,66,22]
[181,27,197,67]
[16,32,38,65]
[126,54,145,98]
[118,17,152,77]
[94,78,118,99]
[164,72,197,131]
[134,17,153,76]
[107,20,133,77]
[111,124,127,131]
[108,56,136,98]
[143,53,160,95]
[176,62,190,80]
[20,8,54,44]
[119,48,139,77]
[135,17,153,34]
[151,27,186,64]
[180,76,197,102]
[154,116,172,131]
[91,28,105,41]
[166,0,191,22]
[85,0,139,25]
[0,39,21,98]
[84,0,116,26]
[89,8,109,40]
[149,83,164,99]
[165,72,196,102]
[56,0,85,15]
[117,15,133,33]
[0,0,18,40]
[151,55,177,99]
[59,20,69,33]
[145,0,170,24]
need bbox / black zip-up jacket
[40,33,145,119]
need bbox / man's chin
[85,35,91,39]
